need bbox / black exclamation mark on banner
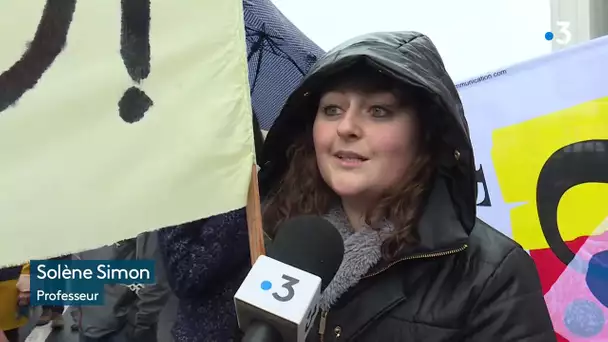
[0,0,76,113]
[118,0,153,123]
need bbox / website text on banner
[457,36,608,341]
[0,1,255,266]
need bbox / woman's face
[313,89,419,202]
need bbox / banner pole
[246,163,265,265]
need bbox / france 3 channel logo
[253,257,320,335]
[545,21,572,45]
[259,273,319,333]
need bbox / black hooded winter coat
[259,31,556,342]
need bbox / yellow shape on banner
[0,1,254,266]
[491,97,608,250]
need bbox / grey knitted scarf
[319,207,393,311]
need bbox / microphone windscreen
[267,215,344,291]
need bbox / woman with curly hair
[159,31,555,342]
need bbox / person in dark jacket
[160,31,556,342]
[158,210,250,342]
[76,231,170,342]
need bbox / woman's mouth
[334,151,368,167]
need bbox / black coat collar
[367,175,470,277]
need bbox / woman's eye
[323,105,342,116]
[370,106,390,117]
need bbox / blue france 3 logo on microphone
[235,255,322,341]
[260,274,300,302]
[261,280,273,290]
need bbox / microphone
[234,216,344,342]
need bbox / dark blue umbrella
[243,0,324,131]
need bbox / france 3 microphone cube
[234,255,321,342]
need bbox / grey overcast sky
[271,0,552,81]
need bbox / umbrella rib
[245,23,309,94]
[245,25,283,41]
[265,40,306,75]
[248,35,264,61]
[250,40,266,93]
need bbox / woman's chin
[330,184,367,198]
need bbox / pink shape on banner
[545,229,608,341]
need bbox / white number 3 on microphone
[234,255,322,341]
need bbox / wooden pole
[246,163,265,265]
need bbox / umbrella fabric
[244,0,325,130]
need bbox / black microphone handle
[242,320,283,342]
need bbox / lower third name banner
[30,259,156,306]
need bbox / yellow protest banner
[458,34,608,339]
[492,97,608,250]
[0,1,254,266]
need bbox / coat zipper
[318,244,468,341]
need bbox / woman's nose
[336,109,362,139]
